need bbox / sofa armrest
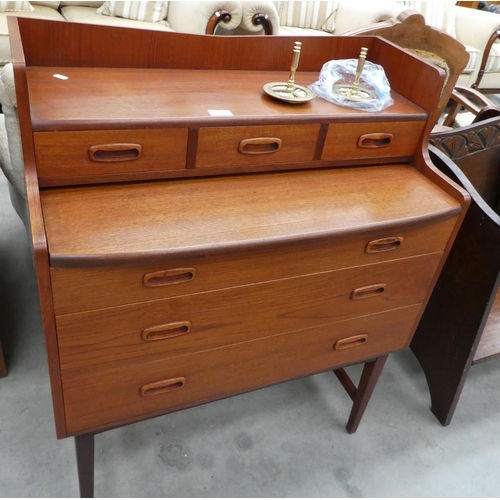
[239,1,279,35]
[0,64,26,199]
[455,6,500,89]
[167,1,242,35]
[454,6,500,52]
[334,0,399,34]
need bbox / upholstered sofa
[0,1,274,69]
[246,1,500,91]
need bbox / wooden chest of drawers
[10,18,468,497]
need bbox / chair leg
[334,355,388,434]
[75,433,95,498]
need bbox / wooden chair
[411,114,500,425]
[439,85,500,128]
[344,9,470,126]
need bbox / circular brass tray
[263,82,315,104]
[331,84,377,102]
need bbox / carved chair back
[430,114,500,212]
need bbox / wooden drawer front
[34,129,188,178]
[196,124,319,168]
[62,304,420,434]
[322,121,424,161]
[56,253,441,371]
[51,217,456,314]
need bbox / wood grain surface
[56,254,441,371]
[40,165,461,266]
[50,217,457,314]
[61,304,421,434]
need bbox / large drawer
[322,121,425,161]
[196,124,319,168]
[56,253,441,371]
[50,217,457,314]
[61,304,421,434]
[34,128,188,179]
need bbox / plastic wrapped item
[309,58,394,112]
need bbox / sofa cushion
[482,40,500,74]
[97,1,168,23]
[463,44,481,75]
[0,63,26,197]
[275,1,339,33]
[278,25,332,36]
[61,5,173,30]
[31,0,59,7]
[60,1,102,5]
[0,1,34,12]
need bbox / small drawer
[61,304,421,434]
[50,217,457,314]
[56,253,441,371]
[196,124,319,168]
[34,128,188,179]
[322,121,425,161]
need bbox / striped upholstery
[482,41,500,73]
[0,1,34,11]
[275,1,339,33]
[97,1,169,23]
[463,45,481,75]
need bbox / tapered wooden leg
[334,355,388,434]
[75,433,95,498]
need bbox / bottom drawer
[62,304,421,434]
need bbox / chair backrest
[430,115,500,213]
[344,9,470,125]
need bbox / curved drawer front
[34,128,188,179]
[57,253,441,371]
[61,304,421,434]
[196,124,319,168]
[50,217,456,314]
[322,121,425,161]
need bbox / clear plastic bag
[309,58,394,112]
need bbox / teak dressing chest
[9,17,469,497]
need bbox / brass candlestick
[263,41,315,103]
[332,47,376,101]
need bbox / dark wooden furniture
[0,342,6,377]
[9,17,468,497]
[411,115,500,425]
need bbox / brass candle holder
[263,41,315,104]
[332,47,376,101]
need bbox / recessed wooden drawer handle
[351,283,386,300]
[88,143,142,162]
[238,137,282,154]
[357,133,393,148]
[140,377,186,397]
[365,237,403,253]
[143,268,196,287]
[141,321,192,342]
[334,334,368,351]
